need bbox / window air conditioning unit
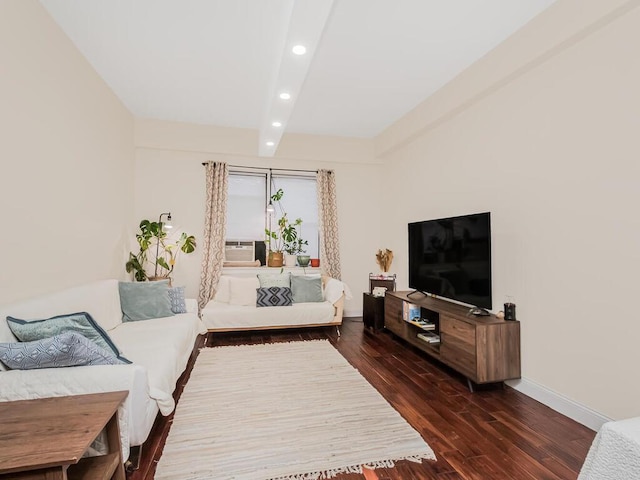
[224,241,255,262]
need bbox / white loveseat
[0,279,207,461]
[201,274,349,332]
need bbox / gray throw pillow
[119,281,175,322]
[256,287,293,307]
[0,331,128,370]
[257,272,291,288]
[291,275,323,303]
[168,286,187,314]
[7,311,123,358]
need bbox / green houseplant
[264,188,306,267]
[125,219,196,281]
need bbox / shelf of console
[384,291,521,390]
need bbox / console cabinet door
[440,315,477,380]
[384,294,405,336]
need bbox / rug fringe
[267,454,435,480]
[203,339,330,351]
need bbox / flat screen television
[408,212,492,310]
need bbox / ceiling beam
[258,0,335,157]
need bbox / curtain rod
[201,162,318,174]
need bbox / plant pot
[268,251,284,267]
[284,254,297,267]
[148,276,172,287]
[297,255,311,267]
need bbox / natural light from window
[226,172,319,262]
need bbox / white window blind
[272,176,319,258]
[226,174,266,241]
[225,171,319,258]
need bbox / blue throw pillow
[256,287,293,307]
[168,286,187,314]
[291,275,323,303]
[0,331,129,370]
[7,312,124,359]
[119,281,175,322]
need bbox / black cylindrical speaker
[504,303,516,321]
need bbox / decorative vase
[310,258,320,268]
[268,251,284,267]
[148,276,172,287]
[297,255,310,267]
[284,254,297,267]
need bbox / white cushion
[202,301,335,330]
[228,277,260,306]
[109,312,206,415]
[213,276,231,303]
[0,280,123,348]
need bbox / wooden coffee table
[0,390,128,480]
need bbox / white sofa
[0,279,207,461]
[202,274,349,332]
[578,417,640,479]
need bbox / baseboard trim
[506,377,611,432]
[344,308,362,318]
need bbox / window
[225,171,319,261]
[226,174,266,241]
[272,175,318,258]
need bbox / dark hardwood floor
[128,318,595,480]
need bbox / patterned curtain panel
[317,169,342,280]
[198,161,229,311]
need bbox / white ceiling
[40,0,557,155]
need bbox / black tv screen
[408,212,492,309]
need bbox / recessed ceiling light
[279,92,291,100]
[272,121,282,128]
[266,141,275,147]
[292,45,307,55]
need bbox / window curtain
[317,169,342,280]
[198,161,229,311]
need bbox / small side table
[363,292,385,331]
[0,390,128,480]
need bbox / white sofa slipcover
[202,274,349,331]
[0,279,207,460]
[578,417,640,479]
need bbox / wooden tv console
[384,291,521,391]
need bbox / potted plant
[283,221,308,267]
[125,219,196,282]
[264,188,306,267]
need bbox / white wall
[376,0,640,421]
[0,0,134,304]
[133,119,383,315]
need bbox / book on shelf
[407,319,436,330]
[417,332,440,344]
[402,302,421,322]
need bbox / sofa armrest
[324,278,352,304]
[0,363,148,461]
[332,294,345,324]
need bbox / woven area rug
[155,340,435,480]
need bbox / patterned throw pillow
[0,331,129,370]
[168,286,187,314]
[7,312,123,358]
[256,287,293,307]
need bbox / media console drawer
[440,316,475,351]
